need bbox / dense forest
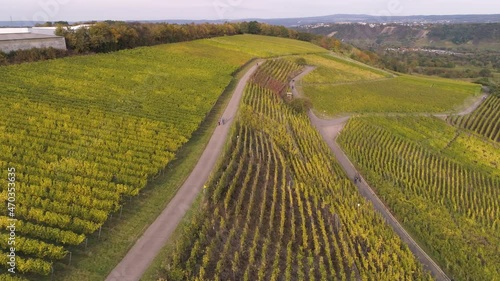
[428,23,500,44]
[298,23,500,48]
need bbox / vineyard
[338,116,500,280]
[0,35,325,278]
[155,60,433,281]
[448,95,500,142]
[299,55,481,115]
[250,59,302,95]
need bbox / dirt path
[290,65,316,87]
[106,61,261,281]
[434,92,488,119]
[291,68,452,281]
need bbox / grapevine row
[448,95,500,142]
[157,60,433,281]
[0,40,246,276]
[338,117,500,280]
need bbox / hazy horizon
[2,0,500,22]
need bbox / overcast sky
[2,0,499,22]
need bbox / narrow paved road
[106,61,261,281]
[291,68,452,281]
[315,121,451,281]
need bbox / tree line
[0,21,344,65]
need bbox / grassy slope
[200,34,327,57]
[301,55,481,115]
[22,35,325,281]
[300,54,391,84]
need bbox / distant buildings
[385,47,466,56]
[0,27,67,53]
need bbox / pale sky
[2,0,499,22]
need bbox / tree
[0,52,7,65]
[295,57,307,65]
[110,23,139,49]
[479,68,492,77]
[88,22,117,52]
[297,32,315,42]
[247,21,261,34]
[288,98,312,113]
[72,28,91,53]
[55,21,69,26]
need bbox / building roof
[31,27,58,30]
[0,32,63,41]
[0,28,29,34]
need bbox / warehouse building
[0,28,66,53]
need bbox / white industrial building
[0,27,66,53]
[30,26,59,35]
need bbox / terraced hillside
[153,60,433,281]
[338,117,500,280]
[448,95,500,142]
[298,54,481,116]
[0,35,326,279]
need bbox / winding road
[309,117,452,281]
[289,68,480,281]
[106,61,261,281]
[106,61,485,281]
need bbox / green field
[304,74,480,115]
[338,116,500,280]
[151,60,432,281]
[299,54,391,84]
[299,54,481,116]
[0,35,325,279]
[200,34,327,57]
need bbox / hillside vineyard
[448,95,500,142]
[157,60,432,281]
[338,117,500,280]
[0,35,326,278]
[0,43,246,276]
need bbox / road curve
[106,61,261,281]
[291,68,452,281]
[434,92,488,119]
